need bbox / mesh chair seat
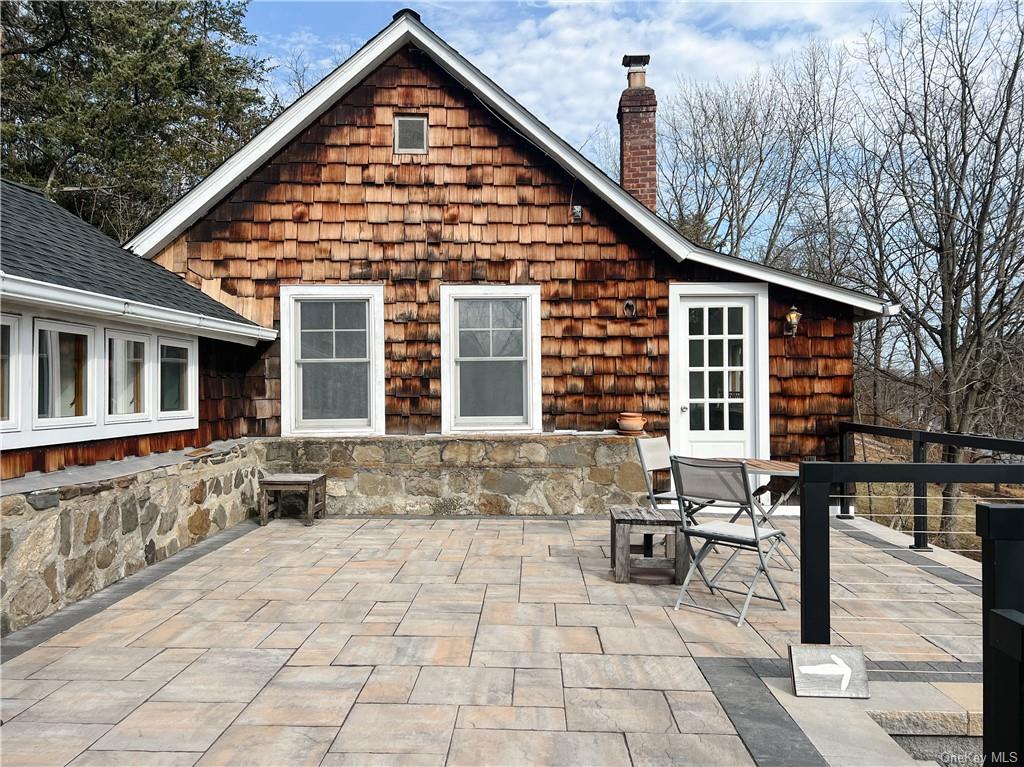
[685,520,783,544]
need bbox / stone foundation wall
[267,434,649,516]
[1,442,264,634]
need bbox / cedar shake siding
[145,46,853,460]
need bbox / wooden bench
[609,505,686,584]
[259,473,327,527]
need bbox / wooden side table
[259,473,327,526]
[609,505,686,584]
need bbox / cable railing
[837,421,1024,551]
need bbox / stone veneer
[1,441,264,635]
[267,434,649,516]
[1,434,647,634]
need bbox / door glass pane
[708,402,725,430]
[688,340,703,367]
[728,371,743,398]
[459,360,525,417]
[728,307,743,334]
[301,361,369,420]
[688,308,703,335]
[38,329,89,418]
[689,403,705,430]
[108,338,146,415]
[729,403,744,430]
[708,340,723,367]
[0,324,9,421]
[708,372,724,399]
[708,308,724,335]
[160,345,189,412]
[688,372,704,398]
[728,339,743,366]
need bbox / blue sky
[244,1,899,150]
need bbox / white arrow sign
[798,654,852,691]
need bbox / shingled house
[3,9,897,482]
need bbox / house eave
[0,273,277,346]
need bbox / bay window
[441,285,541,433]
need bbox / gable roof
[0,180,276,345]
[126,9,899,320]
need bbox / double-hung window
[281,285,385,435]
[441,285,541,433]
[107,330,148,421]
[34,319,93,427]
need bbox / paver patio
[0,515,982,766]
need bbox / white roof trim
[126,12,899,320]
[0,273,278,346]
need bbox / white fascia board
[125,14,899,320]
[0,273,277,346]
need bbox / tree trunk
[939,443,962,550]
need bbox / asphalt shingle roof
[0,180,253,326]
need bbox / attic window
[394,115,428,154]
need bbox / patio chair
[670,456,787,627]
[635,436,689,560]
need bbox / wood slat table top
[609,506,681,525]
[703,458,800,477]
[261,473,327,484]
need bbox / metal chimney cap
[393,8,421,22]
[621,54,651,69]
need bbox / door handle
[680,405,688,413]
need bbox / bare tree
[852,0,1024,544]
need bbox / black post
[800,470,832,645]
[837,425,854,519]
[977,503,1024,764]
[911,433,932,550]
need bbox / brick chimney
[617,54,657,211]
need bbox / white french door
[670,284,768,459]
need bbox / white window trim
[668,282,770,460]
[280,284,385,437]
[440,284,542,435]
[1,313,21,432]
[394,114,428,154]
[156,336,198,420]
[104,328,152,425]
[32,317,97,430]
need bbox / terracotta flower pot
[616,412,647,433]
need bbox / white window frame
[0,313,21,432]
[104,329,151,424]
[156,336,198,421]
[280,284,385,436]
[394,114,428,154]
[440,284,542,435]
[32,317,96,430]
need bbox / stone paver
[0,515,984,766]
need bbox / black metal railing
[837,421,1024,550]
[799,461,1023,644]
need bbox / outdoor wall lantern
[784,305,803,336]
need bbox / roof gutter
[0,273,277,346]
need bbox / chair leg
[736,563,767,627]
[759,539,788,610]
[674,541,714,610]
